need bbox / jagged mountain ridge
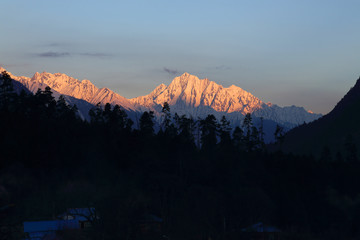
[130,72,321,127]
[130,72,263,113]
[0,66,321,128]
[2,67,135,111]
[0,67,100,120]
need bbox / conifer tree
[175,114,196,145]
[34,86,56,117]
[258,117,266,150]
[111,104,133,131]
[250,126,260,151]
[56,95,76,120]
[139,111,155,136]
[89,103,104,124]
[232,126,244,150]
[103,103,112,123]
[161,102,171,132]
[242,113,252,137]
[219,116,231,147]
[0,71,16,111]
[200,114,218,150]
[242,113,253,151]
[274,124,285,145]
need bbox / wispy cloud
[36,52,70,57]
[163,67,179,75]
[34,51,112,58]
[79,52,112,58]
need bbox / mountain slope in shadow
[280,76,360,158]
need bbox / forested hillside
[2,71,360,240]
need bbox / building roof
[57,208,96,221]
[23,220,79,233]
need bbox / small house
[57,208,97,229]
[23,208,97,240]
[23,220,79,240]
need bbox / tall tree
[242,113,253,151]
[232,126,244,150]
[56,95,77,120]
[34,86,56,118]
[250,126,260,152]
[242,113,252,137]
[200,114,218,150]
[89,103,104,124]
[176,114,196,145]
[0,71,16,111]
[111,104,133,131]
[274,124,285,145]
[103,103,112,123]
[259,117,265,149]
[219,116,231,147]
[161,102,172,133]
[139,111,155,136]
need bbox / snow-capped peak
[131,72,263,113]
[181,72,190,78]
[0,66,6,73]
[23,71,135,110]
[31,72,41,80]
[130,72,321,125]
[81,79,92,85]
[3,68,321,126]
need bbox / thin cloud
[36,52,70,57]
[79,52,112,58]
[39,42,70,47]
[163,67,179,75]
[34,51,112,58]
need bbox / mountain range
[131,72,321,127]
[0,66,321,137]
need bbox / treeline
[2,71,360,240]
[89,101,278,153]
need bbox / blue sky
[1,0,360,114]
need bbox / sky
[1,0,360,114]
